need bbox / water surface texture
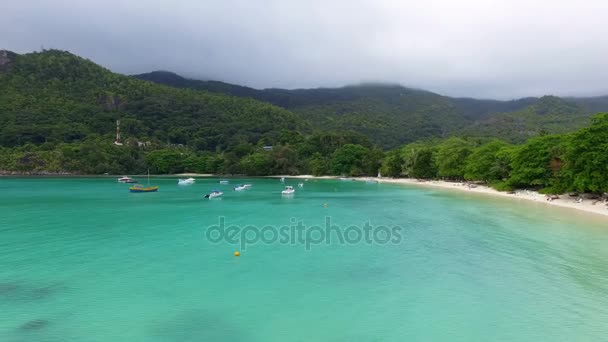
[1,178,607,341]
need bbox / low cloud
[2,0,608,99]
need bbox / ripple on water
[0,281,65,302]
[151,310,249,342]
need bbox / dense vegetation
[0,49,381,176]
[2,49,608,195]
[0,50,308,150]
[380,113,608,194]
[135,71,607,148]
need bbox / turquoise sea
[1,177,607,341]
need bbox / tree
[145,149,187,174]
[308,152,329,176]
[435,137,473,180]
[508,134,569,191]
[401,142,438,179]
[380,150,403,177]
[331,144,370,176]
[364,148,384,176]
[273,145,299,175]
[464,140,512,182]
[563,113,608,193]
[239,152,273,176]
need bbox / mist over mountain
[134,70,606,147]
[1,48,606,154]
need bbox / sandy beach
[371,178,608,218]
[266,175,608,219]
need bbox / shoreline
[263,175,336,179]
[3,173,607,219]
[369,177,608,219]
[267,175,608,219]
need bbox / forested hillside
[0,50,308,150]
[0,50,380,175]
[459,96,592,143]
[1,49,607,188]
[134,71,608,147]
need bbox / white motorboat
[178,177,195,185]
[204,190,223,199]
[118,176,137,183]
[281,186,295,195]
[219,180,229,184]
[234,184,247,191]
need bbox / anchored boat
[282,186,295,195]
[129,170,158,193]
[129,184,159,193]
[204,190,224,199]
[178,178,195,185]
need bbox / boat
[280,177,285,182]
[298,182,304,187]
[204,190,224,199]
[178,177,195,185]
[219,180,229,184]
[129,169,158,193]
[129,184,159,193]
[234,184,247,191]
[243,184,252,188]
[282,186,295,195]
[118,176,137,183]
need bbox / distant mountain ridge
[133,71,607,147]
[0,49,604,151]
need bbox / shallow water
[1,177,607,341]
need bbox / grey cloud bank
[2,0,608,99]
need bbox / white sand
[367,178,608,219]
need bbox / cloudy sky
[2,0,608,99]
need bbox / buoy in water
[234,251,240,257]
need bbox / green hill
[0,50,382,175]
[460,96,592,143]
[2,49,607,176]
[134,71,606,147]
[0,50,309,150]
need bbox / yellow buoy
[234,251,240,257]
